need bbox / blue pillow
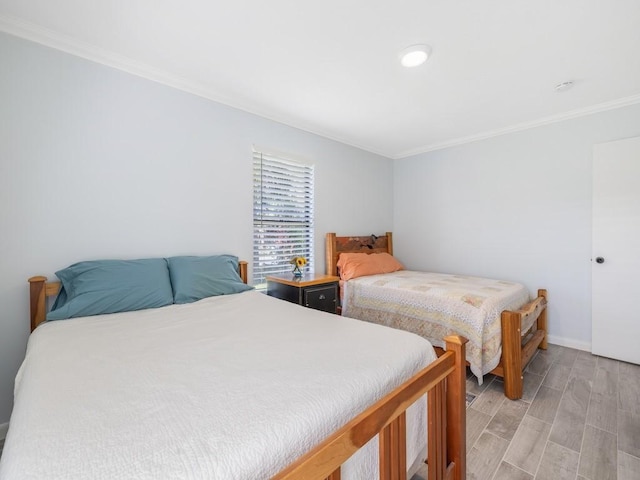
[47,258,174,321]
[167,255,253,304]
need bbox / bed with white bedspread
[0,290,437,479]
[342,270,531,383]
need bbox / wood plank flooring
[1,344,638,479]
[412,344,640,480]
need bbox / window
[252,150,314,288]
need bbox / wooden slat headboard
[28,261,249,332]
[325,232,393,276]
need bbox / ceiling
[1,1,639,159]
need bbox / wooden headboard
[28,261,249,333]
[325,232,393,276]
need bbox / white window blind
[252,151,314,287]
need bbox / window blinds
[252,151,315,287]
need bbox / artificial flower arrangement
[290,256,307,277]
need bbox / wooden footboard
[491,289,548,400]
[427,291,547,401]
[273,336,468,480]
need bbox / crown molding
[2,13,639,161]
[0,13,211,97]
[0,13,391,159]
[394,93,640,159]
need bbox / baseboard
[0,422,8,441]
[547,334,591,352]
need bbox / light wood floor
[413,343,640,480]
[1,344,638,479]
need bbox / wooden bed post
[29,276,47,333]
[428,335,467,480]
[326,233,337,276]
[238,260,248,284]
[385,232,393,256]
[537,289,548,350]
[445,335,466,480]
[501,310,523,400]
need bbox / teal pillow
[47,258,174,321]
[167,255,253,304]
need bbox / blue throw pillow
[47,258,174,321]
[167,255,253,304]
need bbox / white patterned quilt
[342,271,531,382]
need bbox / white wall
[0,32,394,423]
[394,103,640,351]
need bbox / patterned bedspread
[342,271,531,383]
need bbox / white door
[592,136,640,364]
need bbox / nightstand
[266,273,339,314]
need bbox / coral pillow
[337,252,404,281]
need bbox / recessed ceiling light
[555,81,574,92]
[399,44,432,68]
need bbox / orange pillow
[337,252,404,281]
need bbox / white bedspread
[0,291,436,479]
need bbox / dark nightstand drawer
[304,284,337,313]
[266,274,340,314]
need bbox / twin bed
[326,233,548,400]
[1,256,467,480]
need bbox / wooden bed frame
[27,259,468,480]
[326,232,548,401]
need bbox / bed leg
[537,289,548,350]
[501,311,523,400]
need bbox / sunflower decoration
[290,256,307,276]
